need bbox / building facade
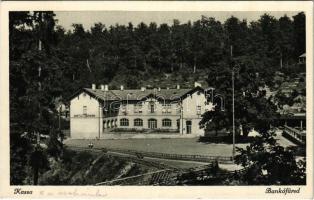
[69,84,213,139]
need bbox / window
[121,104,128,115]
[134,103,143,113]
[103,121,107,129]
[120,118,129,126]
[83,106,87,115]
[148,118,157,129]
[162,104,172,113]
[121,104,126,110]
[134,118,143,127]
[150,103,155,113]
[196,106,202,115]
[176,104,181,114]
[186,120,192,134]
[162,119,172,127]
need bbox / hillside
[38,149,159,185]
[109,68,210,89]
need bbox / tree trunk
[193,56,196,73]
[180,57,183,69]
[38,40,42,51]
[280,56,283,69]
[33,167,39,185]
[242,124,249,137]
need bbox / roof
[69,86,204,102]
[299,53,306,58]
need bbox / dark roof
[299,53,306,58]
[69,87,204,102]
[280,113,306,120]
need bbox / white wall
[181,91,208,136]
[70,91,103,139]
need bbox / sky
[54,11,300,31]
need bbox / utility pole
[231,45,236,161]
[58,105,61,130]
[98,102,101,139]
[232,67,235,160]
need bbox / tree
[10,11,65,184]
[276,15,294,68]
[200,54,279,137]
[293,12,305,58]
[199,105,230,136]
[29,146,49,185]
[235,130,306,185]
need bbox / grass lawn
[64,138,249,157]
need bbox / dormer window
[134,103,143,113]
[150,104,155,113]
[196,106,201,115]
[162,104,172,113]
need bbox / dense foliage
[234,130,306,185]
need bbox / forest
[9,11,306,185]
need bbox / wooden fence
[95,169,176,185]
[95,163,247,186]
[69,146,233,163]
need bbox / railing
[73,114,96,118]
[69,146,233,163]
[95,169,176,185]
[95,161,247,186]
[283,125,306,145]
[109,148,233,163]
[95,163,214,186]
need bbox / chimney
[120,85,124,91]
[92,84,96,90]
[141,87,146,92]
[176,84,180,89]
[100,84,105,91]
[105,84,109,91]
[194,82,202,88]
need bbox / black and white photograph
[0,1,313,198]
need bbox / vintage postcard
[0,1,313,199]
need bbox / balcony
[73,114,96,118]
[282,125,306,145]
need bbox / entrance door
[186,120,192,134]
[148,119,157,129]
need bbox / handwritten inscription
[39,189,107,197]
